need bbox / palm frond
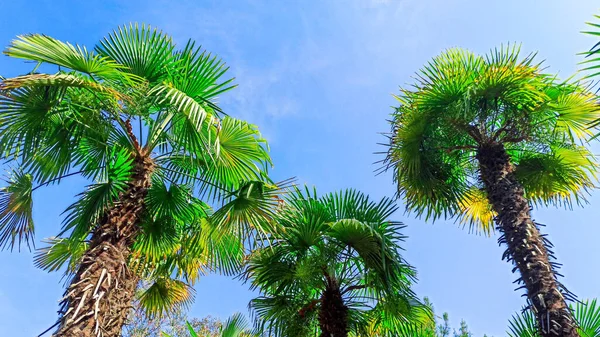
[575,299,600,337]
[133,216,181,264]
[0,84,66,160]
[0,170,34,250]
[33,236,88,274]
[507,309,541,337]
[170,39,236,105]
[145,179,207,222]
[211,180,286,245]
[250,295,318,337]
[581,15,600,79]
[221,313,253,337]
[61,147,133,238]
[95,23,175,82]
[457,186,495,235]
[515,144,597,207]
[0,73,125,101]
[147,83,215,153]
[137,278,196,318]
[4,34,125,81]
[548,86,600,140]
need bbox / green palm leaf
[0,73,125,101]
[581,15,600,79]
[0,171,34,250]
[33,236,88,274]
[137,277,196,318]
[95,23,175,82]
[4,34,125,81]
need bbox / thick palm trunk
[318,275,348,337]
[55,155,154,337]
[477,142,578,337]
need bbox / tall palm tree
[245,188,427,337]
[383,46,599,337]
[508,299,600,337]
[0,24,280,337]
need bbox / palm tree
[245,188,427,337]
[508,299,600,337]
[0,24,280,337]
[383,46,599,337]
[162,313,255,337]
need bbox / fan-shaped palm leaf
[0,171,33,250]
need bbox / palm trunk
[318,274,348,337]
[55,155,154,337]
[477,142,578,337]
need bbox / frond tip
[0,171,34,251]
[34,237,88,274]
[137,278,196,318]
[457,187,495,235]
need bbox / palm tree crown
[246,188,427,337]
[0,23,280,336]
[385,46,598,233]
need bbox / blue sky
[1,1,599,336]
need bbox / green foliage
[33,237,88,274]
[0,23,278,320]
[384,45,599,234]
[245,187,427,337]
[507,299,600,337]
[0,171,33,250]
[160,313,254,337]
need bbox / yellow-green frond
[137,278,196,318]
[457,187,495,235]
[550,87,600,140]
[515,144,597,207]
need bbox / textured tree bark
[54,155,154,337]
[477,142,578,337]
[318,274,348,337]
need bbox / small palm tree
[162,313,255,337]
[508,299,600,337]
[245,188,427,337]
[0,24,280,336]
[384,46,599,337]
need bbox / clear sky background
[1,1,599,336]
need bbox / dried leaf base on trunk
[55,156,154,337]
[477,143,578,337]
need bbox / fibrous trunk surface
[477,142,578,337]
[318,274,348,337]
[55,155,154,337]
